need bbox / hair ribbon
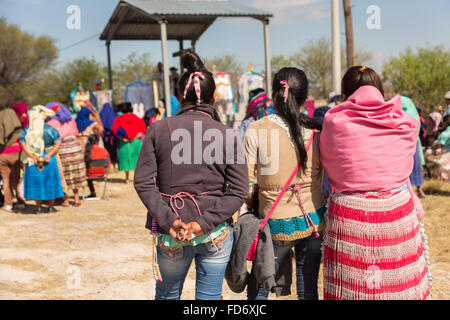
[280,80,290,103]
[183,72,205,105]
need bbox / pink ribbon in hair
[183,72,205,105]
[280,80,290,103]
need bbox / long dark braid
[272,67,321,173]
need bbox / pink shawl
[47,118,79,140]
[305,99,315,118]
[320,85,424,218]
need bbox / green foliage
[204,55,244,84]
[204,55,244,103]
[290,37,372,99]
[4,14,446,113]
[27,53,155,107]
[112,52,156,102]
[270,55,291,79]
[60,57,107,104]
[25,57,106,106]
[25,68,64,106]
[382,46,450,113]
[0,17,58,107]
[290,38,332,99]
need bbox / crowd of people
[0,98,158,213]
[132,51,448,300]
[1,50,449,300]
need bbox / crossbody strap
[257,129,316,232]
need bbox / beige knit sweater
[244,114,326,221]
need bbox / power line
[59,33,101,52]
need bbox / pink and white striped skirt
[323,189,431,300]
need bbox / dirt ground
[0,172,448,300]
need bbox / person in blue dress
[20,105,64,213]
[401,95,426,198]
[313,106,333,200]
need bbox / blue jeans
[247,234,323,300]
[155,226,233,300]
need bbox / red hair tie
[51,104,60,113]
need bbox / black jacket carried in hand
[225,212,293,297]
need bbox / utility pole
[331,0,342,93]
[263,18,272,99]
[160,19,171,117]
[343,0,355,68]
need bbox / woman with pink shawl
[47,103,86,207]
[320,66,431,300]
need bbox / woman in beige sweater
[244,67,325,300]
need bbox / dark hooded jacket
[134,104,248,234]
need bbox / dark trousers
[87,180,95,195]
[247,234,323,300]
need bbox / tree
[271,55,291,78]
[112,52,156,102]
[383,46,450,114]
[204,55,244,104]
[290,38,331,99]
[25,68,65,107]
[25,57,106,107]
[27,53,156,107]
[204,55,244,84]
[0,17,58,108]
[60,57,106,103]
[290,37,372,99]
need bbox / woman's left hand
[181,221,204,243]
[43,154,51,163]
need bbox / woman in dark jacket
[134,52,248,300]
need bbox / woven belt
[259,184,320,238]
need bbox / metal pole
[263,19,272,99]
[179,39,184,73]
[191,40,196,53]
[160,19,171,117]
[106,41,112,90]
[331,0,342,93]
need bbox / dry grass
[0,172,448,300]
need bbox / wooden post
[343,0,355,68]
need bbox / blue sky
[2,0,450,73]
